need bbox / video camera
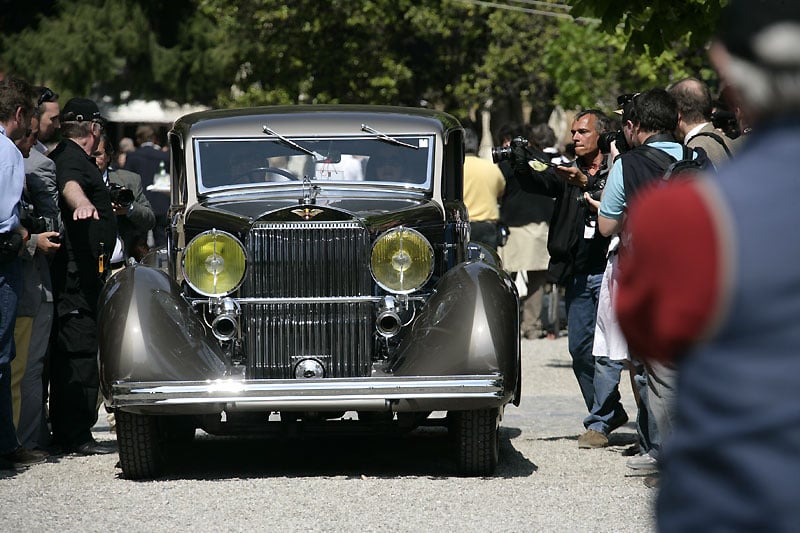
[491,136,557,169]
[490,136,528,164]
[109,183,135,206]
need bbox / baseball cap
[718,0,800,67]
[613,93,639,116]
[60,97,106,123]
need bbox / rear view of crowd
[1,78,155,470]
[460,0,800,529]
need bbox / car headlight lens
[182,229,246,296]
[370,227,433,294]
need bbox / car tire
[450,407,500,476]
[117,410,165,480]
[159,416,196,446]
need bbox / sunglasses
[37,87,58,107]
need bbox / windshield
[195,135,434,192]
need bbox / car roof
[172,105,462,140]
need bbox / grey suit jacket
[18,149,60,316]
[686,122,742,170]
[108,168,156,255]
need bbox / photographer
[593,88,707,481]
[94,134,155,263]
[510,110,627,449]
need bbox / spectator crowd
[1,80,156,469]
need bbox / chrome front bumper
[111,374,507,413]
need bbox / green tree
[568,0,729,54]
[543,18,716,114]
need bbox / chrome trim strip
[190,296,426,306]
[111,375,504,407]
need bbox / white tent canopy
[100,99,209,124]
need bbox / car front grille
[241,222,373,378]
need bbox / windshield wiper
[361,124,419,150]
[262,125,324,160]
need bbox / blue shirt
[0,124,23,233]
[599,141,688,220]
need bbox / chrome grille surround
[241,221,373,379]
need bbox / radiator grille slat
[242,222,372,378]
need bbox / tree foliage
[568,0,729,54]
[1,0,726,127]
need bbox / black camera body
[491,136,528,164]
[109,183,135,206]
[19,202,56,235]
[576,176,607,208]
[597,130,631,154]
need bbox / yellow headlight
[182,230,247,296]
[370,227,433,294]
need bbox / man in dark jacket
[123,124,168,248]
[95,134,154,262]
[48,98,117,455]
[515,110,627,448]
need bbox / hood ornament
[299,174,321,206]
[291,206,324,220]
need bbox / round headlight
[370,227,434,294]
[182,229,247,296]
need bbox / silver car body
[98,105,520,477]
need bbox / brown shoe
[643,474,660,488]
[0,447,48,470]
[577,429,609,449]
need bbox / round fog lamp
[182,229,247,296]
[370,227,433,293]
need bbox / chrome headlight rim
[370,226,434,295]
[181,228,247,297]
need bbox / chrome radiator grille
[241,222,373,378]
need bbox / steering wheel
[231,166,299,183]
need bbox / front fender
[391,257,520,403]
[98,265,227,399]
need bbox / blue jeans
[565,272,626,433]
[0,258,21,454]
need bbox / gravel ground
[1,335,656,532]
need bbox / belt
[110,260,126,270]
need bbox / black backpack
[635,144,711,181]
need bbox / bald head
[668,77,713,126]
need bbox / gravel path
[1,336,656,532]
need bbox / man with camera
[593,88,707,479]
[511,110,628,449]
[48,98,118,456]
[615,2,800,526]
[94,134,155,264]
[668,77,740,168]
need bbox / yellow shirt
[463,155,505,221]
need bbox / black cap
[719,0,800,67]
[60,97,105,123]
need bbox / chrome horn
[211,297,240,341]
[376,296,402,338]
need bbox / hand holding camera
[109,183,134,215]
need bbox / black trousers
[469,221,498,250]
[49,312,100,448]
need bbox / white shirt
[0,124,24,233]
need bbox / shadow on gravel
[544,360,572,369]
[537,430,638,448]
[120,425,537,481]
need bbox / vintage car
[98,105,520,479]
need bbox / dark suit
[13,149,60,449]
[108,168,155,260]
[123,143,169,247]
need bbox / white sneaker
[626,452,658,470]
